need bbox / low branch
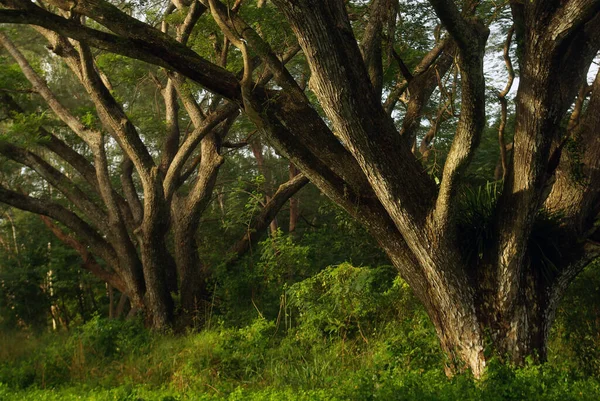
[40,216,127,293]
[0,92,99,190]
[0,4,241,100]
[0,92,137,231]
[226,173,309,265]
[0,185,119,268]
[0,142,111,234]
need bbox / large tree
[1,0,600,376]
[0,6,307,329]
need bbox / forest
[0,0,599,399]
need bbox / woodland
[0,0,600,399]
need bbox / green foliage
[2,261,600,399]
[0,211,105,331]
[2,323,600,400]
[456,182,569,281]
[70,315,151,359]
[0,111,51,146]
[549,262,600,377]
[288,263,399,338]
[0,60,29,91]
[456,182,501,266]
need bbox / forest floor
[1,316,600,401]
[2,264,600,400]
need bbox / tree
[0,6,307,329]
[1,0,599,376]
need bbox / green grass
[1,263,599,400]
[1,319,600,401]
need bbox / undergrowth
[1,263,599,400]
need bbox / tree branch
[273,0,436,242]
[40,215,127,293]
[427,0,484,54]
[0,3,241,100]
[497,26,515,181]
[432,4,489,230]
[120,156,143,224]
[0,31,98,146]
[398,40,456,146]
[226,173,309,265]
[360,0,397,96]
[0,141,111,234]
[0,184,119,268]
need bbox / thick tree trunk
[139,234,174,329]
[173,211,211,325]
[137,169,175,329]
[171,134,223,324]
[173,197,212,326]
[251,141,279,235]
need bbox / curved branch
[40,215,127,293]
[497,26,515,181]
[226,173,309,265]
[0,4,241,100]
[0,31,98,146]
[360,0,397,96]
[0,185,119,268]
[0,142,110,234]
[432,7,489,230]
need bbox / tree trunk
[138,169,175,330]
[251,141,279,235]
[171,134,224,325]
[288,163,299,233]
[173,198,212,326]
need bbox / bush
[70,314,151,359]
[548,262,600,377]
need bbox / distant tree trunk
[288,163,300,233]
[251,141,279,235]
[108,284,114,319]
[115,292,130,319]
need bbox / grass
[1,318,600,401]
[1,263,599,400]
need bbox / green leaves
[288,263,400,338]
[1,111,51,147]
